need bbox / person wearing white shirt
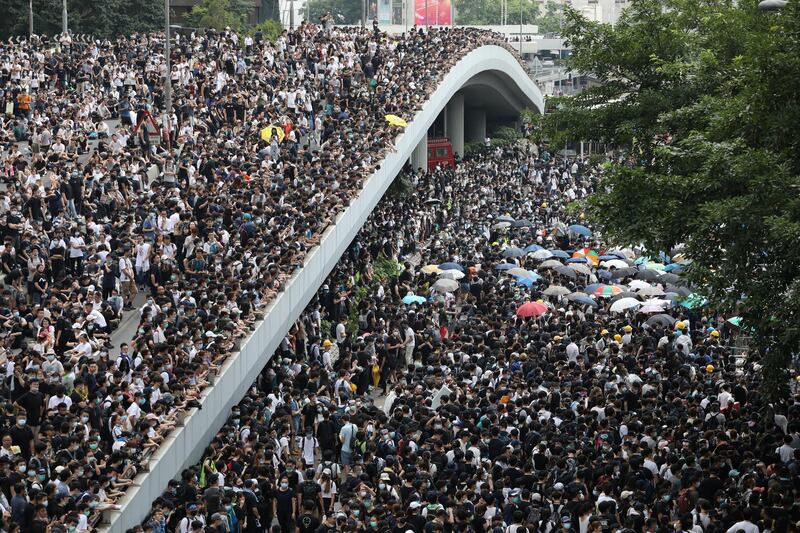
[776,435,794,463]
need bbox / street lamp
[62,0,67,33]
[758,0,788,9]
[28,0,33,36]
[163,0,172,139]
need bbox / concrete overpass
[99,44,543,533]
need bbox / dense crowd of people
[145,143,800,533]
[0,21,526,533]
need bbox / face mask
[47,355,55,361]
[370,521,377,528]
[38,474,46,481]
[89,501,98,508]
[353,510,360,517]
[116,395,124,402]
[138,399,146,405]
[89,443,99,450]
[81,416,89,423]
[378,483,386,490]
[18,465,26,473]
[17,419,26,426]
[280,482,289,489]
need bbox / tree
[453,0,556,28]
[184,0,253,31]
[543,0,800,404]
[0,0,163,39]
[304,0,362,25]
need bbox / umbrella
[438,262,464,272]
[384,114,408,127]
[646,314,676,327]
[432,279,459,293]
[643,298,672,308]
[508,267,536,279]
[681,293,708,309]
[549,249,571,259]
[539,259,563,269]
[608,248,636,260]
[502,246,526,258]
[439,269,465,280]
[667,285,693,297]
[495,263,517,270]
[599,255,623,261]
[597,269,613,280]
[554,265,578,279]
[611,291,642,302]
[611,267,639,279]
[421,264,441,275]
[515,276,537,287]
[525,244,544,252]
[638,285,666,297]
[566,257,591,264]
[639,304,665,314]
[492,221,512,230]
[260,125,285,142]
[645,262,666,271]
[496,215,516,223]
[543,285,571,297]
[566,292,599,307]
[584,283,604,294]
[568,224,593,237]
[424,198,442,205]
[664,263,688,273]
[601,259,629,269]
[568,263,593,276]
[551,222,568,235]
[594,285,623,298]
[628,280,651,290]
[402,294,427,305]
[512,219,533,228]
[660,273,681,284]
[634,269,661,281]
[727,316,743,327]
[516,301,549,317]
[531,249,554,260]
[610,297,642,313]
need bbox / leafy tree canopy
[543,0,800,403]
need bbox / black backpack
[301,480,319,502]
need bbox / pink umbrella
[639,304,665,314]
[516,301,548,317]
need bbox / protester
[0,21,526,532]
[145,142,800,533]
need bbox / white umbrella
[439,269,465,280]
[568,263,593,276]
[507,267,537,279]
[432,278,460,293]
[492,221,512,230]
[543,285,571,297]
[628,280,651,290]
[601,259,629,269]
[609,297,642,313]
[643,298,672,308]
[538,259,563,269]
[639,304,665,314]
[531,249,554,260]
[638,285,666,297]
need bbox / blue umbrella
[549,249,571,259]
[568,293,599,307]
[597,269,613,280]
[568,224,593,237]
[514,275,539,287]
[598,255,620,261]
[402,294,427,305]
[495,263,517,270]
[525,244,544,252]
[566,257,590,264]
[585,283,604,294]
[664,263,686,273]
[438,262,464,272]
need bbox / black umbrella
[512,219,534,228]
[634,269,661,281]
[610,267,638,279]
[554,265,578,279]
[660,273,681,284]
[646,314,676,327]
[610,291,642,302]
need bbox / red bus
[427,137,455,171]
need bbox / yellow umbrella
[260,125,285,142]
[421,264,442,274]
[385,114,408,128]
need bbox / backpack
[677,488,693,514]
[525,505,541,527]
[301,480,319,502]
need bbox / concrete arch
[99,45,542,533]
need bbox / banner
[377,0,392,24]
[414,0,452,25]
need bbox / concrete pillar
[445,93,464,158]
[411,135,428,171]
[466,109,486,143]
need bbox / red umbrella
[516,301,548,317]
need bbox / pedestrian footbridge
[100,44,544,533]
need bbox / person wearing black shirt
[298,500,320,533]
[274,475,296,533]
[15,381,45,438]
[8,415,34,461]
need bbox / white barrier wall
[100,45,543,533]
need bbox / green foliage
[387,174,412,200]
[0,0,164,39]
[545,0,800,403]
[373,256,402,281]
[248,19,283,41]
[463,141,485,157]
[304,0,362,24]
[453,0,563,31]
[185,0,253,31]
